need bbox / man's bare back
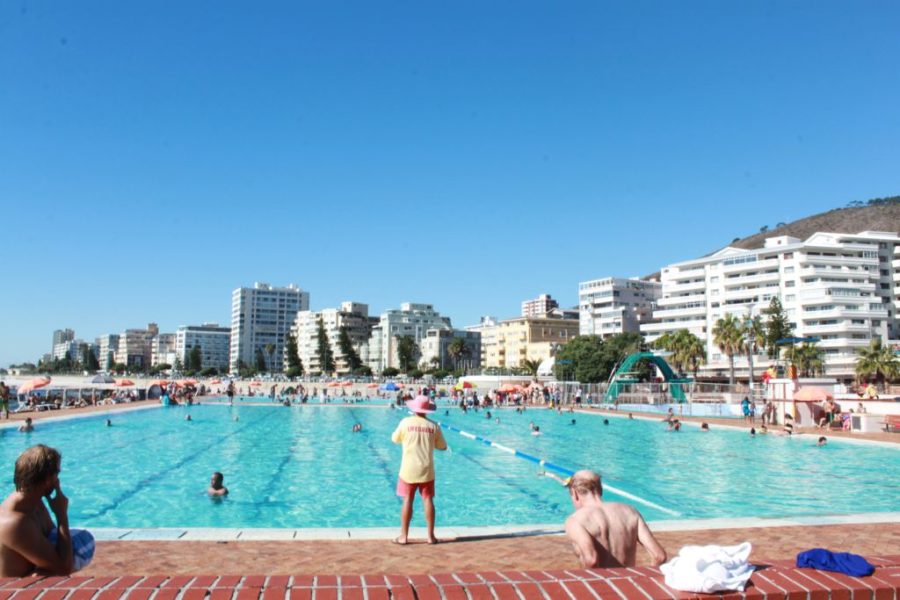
[563,470,667,569]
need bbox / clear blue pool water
[1,402,897,529]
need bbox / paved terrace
[2,554,898,600]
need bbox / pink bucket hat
[406,395,436,414]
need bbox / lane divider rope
[438,421,681,517]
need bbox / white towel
[660,542,755,593]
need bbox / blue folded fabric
[796,548,875,577]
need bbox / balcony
[722,271,781,287]
[640,319,706,333]
[669,279,707,293]
[722,285,781,302]
[652,305,707,319]
[799,322,873,335]
[721,257,779,275]
[656,293,706,306]
[816,338,872,349]
[799,254,879,268]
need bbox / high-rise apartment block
[96,334,120,369]
[151,334,177,367]
[230,283,309,373]
[176,323,231,371]
[578,277,662,337]
[289,302,376,375]
[377,303,452,371]
[521,294,559,317]
[641,231,899,378]
[115,323,158,369]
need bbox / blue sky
[1,1,899,366]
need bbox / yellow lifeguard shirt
[391,415,447,483]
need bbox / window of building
[785,281,795,287]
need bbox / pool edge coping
[90,511,900,541]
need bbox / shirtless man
[0,445,81,576]
[564,470,667,568]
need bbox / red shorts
[396,478,435,499]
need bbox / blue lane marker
[438,420,680,517]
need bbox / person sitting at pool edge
[391,395,447,545]
[564,470,667,568]
[208,472,229,496]
[0,445,95,577]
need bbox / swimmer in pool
[208,472,228,496]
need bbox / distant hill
[644,196,899,280]
[725,196,900,250]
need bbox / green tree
[82,346,100,372]
[395,335,419,373]
[712,314,743,385]
[113,362,127,375]
[382,367,400,377]
[200,367,219,377]
[173,356,184,373]
[447,337,471,372]
[762,297,794,359]
[337,326,362,373]
[106,352,115,371]
[785,342,825,378]
[522,358,542,380]
[285,332,304,377]
[255,347,267,372]
[855,338,899,391]
[316,318,335,375]
[189,345,203,373]
[654,329,705,376]
[553,335,606,383]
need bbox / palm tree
[447,338,469,372]
[740,315,766,386]
[855,339,899,391]
[785,342,825,377]
[712,314,743,385]
[654,329,705,376]
[522,358,542,380]
[678,331,706,377]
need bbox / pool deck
[76,522,900,576]
[5,554,900,600]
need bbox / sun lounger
[883,415,900,433]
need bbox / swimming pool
[1,403,897,529]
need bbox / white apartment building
[579,277,661,337]
[521,294,559,317]
[378,303,452,370]
[465,316,500,370]
[641,231,899,379]
[51,339,95,363]
[419,328,482,373]
[151,334,177,367]
[289,302,376,375]
[176,323,231,371]
[96,334,120,369]
[230,283,309,373]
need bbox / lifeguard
[391,395,447,545]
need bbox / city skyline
[3,2,900,366]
